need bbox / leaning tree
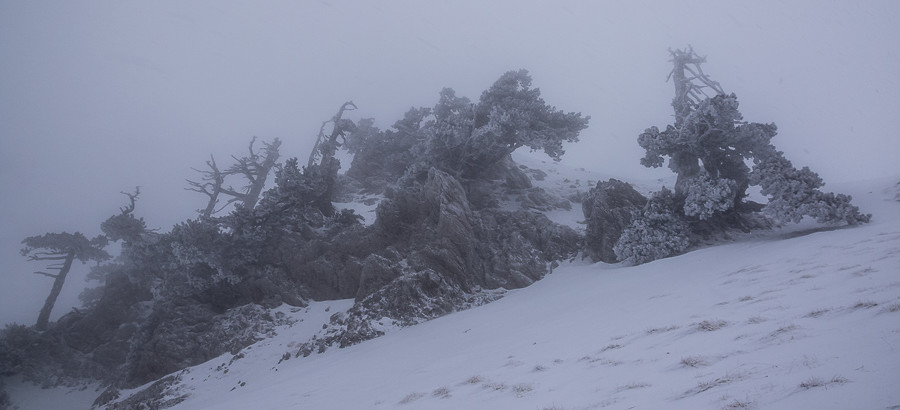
[21,232,110,330]
[636,47,869,225]
[187,137,282,218]
[617,47,869,265]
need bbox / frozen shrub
[614,188,691,264]
[751,154,870,225]
[799,377,826,389]
[682,174,737,220]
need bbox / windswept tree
[307,101,358,170]
[636,47,869,225]
[186,137,282,216]
[223,137,282,210]
[185,155,227,218]
[345,70,590,184]
[21,232,109,330]
[100,187,149,244]
[618,47,869,264]
[425,69,589,179]
[304,101,358,214]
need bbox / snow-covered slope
[7,175,900,410]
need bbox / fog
[1,1,898,326]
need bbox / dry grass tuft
[804,308,831,318]
[615,382,650,393]
[464,375,482,384]
[432,387,451,398]
[698,319,728,331]
[399,392,424,404]
[601,343,623,352]
[852,301,879,309]
[680,356,708,368]
[512,383,533,397]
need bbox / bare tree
[186,155,227,218]
[221,137,281,210]
[668,46,725,126]
[307,101,357,169]
[21,232,109,330]
[187,137,282,214]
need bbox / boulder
[583,179,648,262]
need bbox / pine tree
[21,232,109,330]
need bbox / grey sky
[1,1,898,326]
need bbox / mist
[1,0,898,326]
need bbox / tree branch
[219,186,247,200]
[28,254,69,261]
[308,101,357,168]
[119,187,141,215]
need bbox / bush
[614,188,692,264]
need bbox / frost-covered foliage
[638,93,772,214]
[346,70,590,184]
[344,113,424,192]
[298,167,580,353]
[681,174,738,220]
[751,154,870,225]
[614,188,692,265]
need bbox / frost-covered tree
[429,69,590,179]
[638,47,868,226]
[21,232,109,330]
[346,70,590,184]
[344,110,425,191]
[620,47,869,265]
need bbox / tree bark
[35,250,75,331]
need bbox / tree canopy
[346,69,590,184]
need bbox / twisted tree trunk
[35,250,75,331]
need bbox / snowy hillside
[7,163,898,410]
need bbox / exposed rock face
[583,179,648,263]
[98,374,187,409]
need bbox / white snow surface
[7,172,900,410]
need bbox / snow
[7,176,900,410]
[333,197,381,226]
[2,379,103,410]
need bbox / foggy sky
[2,1,898,326]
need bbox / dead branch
[308,101,357,168]
[119,187,141,215]
[186,154,229,218]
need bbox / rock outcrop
[297,167,580,353]
[583,179,648,263]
